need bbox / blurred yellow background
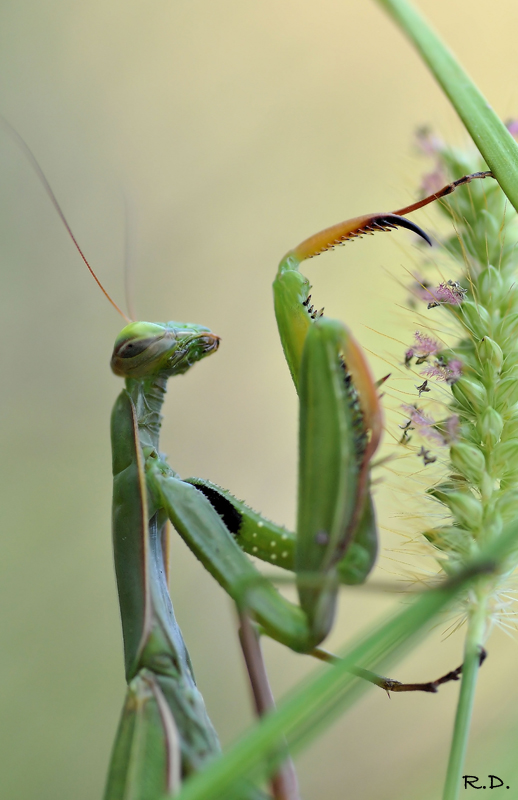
[1,1,518,798]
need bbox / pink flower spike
[409,278,466,309]
[427,281,467,309]
[421,358,463,384]
[400,404,434,428]
[421,363,449,381]
[434,283,464,305]
[400,404,445,445]
[506,119,518,139]
[413,331,441,357]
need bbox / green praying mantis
[3,119,493,798]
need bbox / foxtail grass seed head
[396,126,518,633]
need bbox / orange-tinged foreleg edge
[341,331,382,463]
[290,171,494,263]
[337,329,383,559]
[291,212,432,262]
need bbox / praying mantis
[97,169,494,798]
[3,119,493,798]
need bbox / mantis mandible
[4,119,493,796]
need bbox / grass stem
[442,595,488,800]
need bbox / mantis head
[110,321,220,379]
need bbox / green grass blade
[374,0,518,213]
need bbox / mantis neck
[125,374,168,451]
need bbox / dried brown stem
[238,611,300,800]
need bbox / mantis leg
[184,477,378,586]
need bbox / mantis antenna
[121,189,138,324]
[0,116,131,323]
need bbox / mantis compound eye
[111,321,171,377]
[116,337,163,359]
